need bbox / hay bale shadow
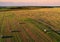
[19,22,25,24]
[54,30,60,35]
[2,35,13,38]
[11,30,20,33]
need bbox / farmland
[0,8,60,42]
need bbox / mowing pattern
[0,8,60,42]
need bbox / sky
[0,0,60,6]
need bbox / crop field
[0,8,60,42]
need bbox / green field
[0,8,60,42]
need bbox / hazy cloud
[0,0,60,6]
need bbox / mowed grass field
[0,8,60,42]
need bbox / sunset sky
[0,0,60,6]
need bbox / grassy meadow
[0,7,60,42]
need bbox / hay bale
[0,35,3,38]
[44,29,47,32]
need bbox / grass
[25,18,60,42]
[0,8,60,42]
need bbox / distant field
[0,8,60,42]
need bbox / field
[0,8,60,42]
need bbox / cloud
[0,0,59,3]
